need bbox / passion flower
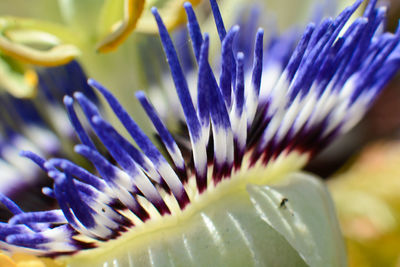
[0,0,399,266]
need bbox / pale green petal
[65,172,345,267]
[248,173,347,267]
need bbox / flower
[0,0,399,266]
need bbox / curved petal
[248,172,347,267]
[0,17,80,66]
[65,173,344,266]
[96,0,146,53]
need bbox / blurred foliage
[329,141,400,266]
[0,251,64,267]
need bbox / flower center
[63,152,307,266]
